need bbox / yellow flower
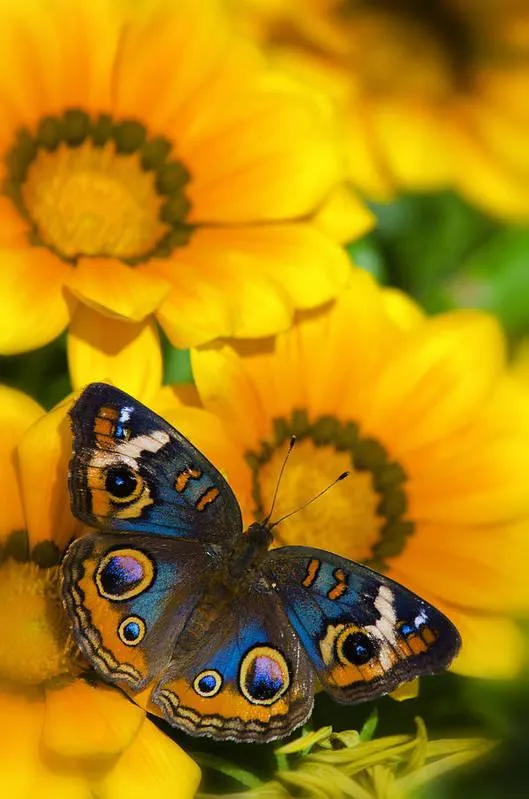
[0,0,372,357]
[231,0,529,221]
[155,269,529,680]
[0,385,200,799]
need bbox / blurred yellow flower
[157,269,529,680]
[0,0,372,357]
[0,385,200,799]
[231,0,529,220]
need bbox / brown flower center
[246,411,414,570]
[3,109,192,263]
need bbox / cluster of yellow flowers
[0,1,528,797]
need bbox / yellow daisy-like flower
[232,0,529,220]
[154,269,529,680]
[0,385,200,799]
[0,0,372,358]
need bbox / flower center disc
[22,141,169,260]
[259,440,382,561]
[0,560,70,686]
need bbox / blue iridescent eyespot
[105,467,139,500]
[118,615,146,646]
[400,622,415,637]
[95,548,155,601]
[239,646,290,706]
[340,632,375,665]
[193,670,223,698]
[335,626,377,666]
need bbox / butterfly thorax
[228,521,274,580]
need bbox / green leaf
[370,191,498,310]
[446,227,529,335]
[163,345,193,384]
[359,707,379,742]
[347,233,388,283]
[192,753,262,790]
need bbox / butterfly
[61,383,461,743]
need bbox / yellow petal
[186,72,341,223]
[0,690,43,799]
[0,0,121,130]
[17,394,83,552]
[381,288,425,332]
[406,435,529,525]
[155,223,348,348]
[98,717,201,799]
[446,611,524,680]
[391,520,529,614]
[0,386,43,542]
[390,678,419,702]
[312,184,375,245]
[68,304,162,402]
[112,0,241,132]
[370,99,454,190]
[36,767,92,799]
[300,272,399,420]
[66,258,171,323]
[0,197,32,246]
[343,98,396,199]
[43,680,144,759]
[450,122,529,221]
[0,249,70,355]
[191,342,270,450]
[467,99,529,176]
[364,310,506,455]
[153,383,202,411]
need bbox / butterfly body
[61,384,461,742]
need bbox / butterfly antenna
[269,471,350,530]
[264,435,297,525]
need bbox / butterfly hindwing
[265,546,461,703]
[69,383,242,541]
[150,589,315,743]
[61,531,217,690]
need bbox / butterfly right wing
[265,546,461,704]
[69,383,242,542]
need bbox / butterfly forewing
[68,383,242,542]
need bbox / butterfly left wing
[149,589,315,742]
[69,383,242,541]
[264,546,461,703]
